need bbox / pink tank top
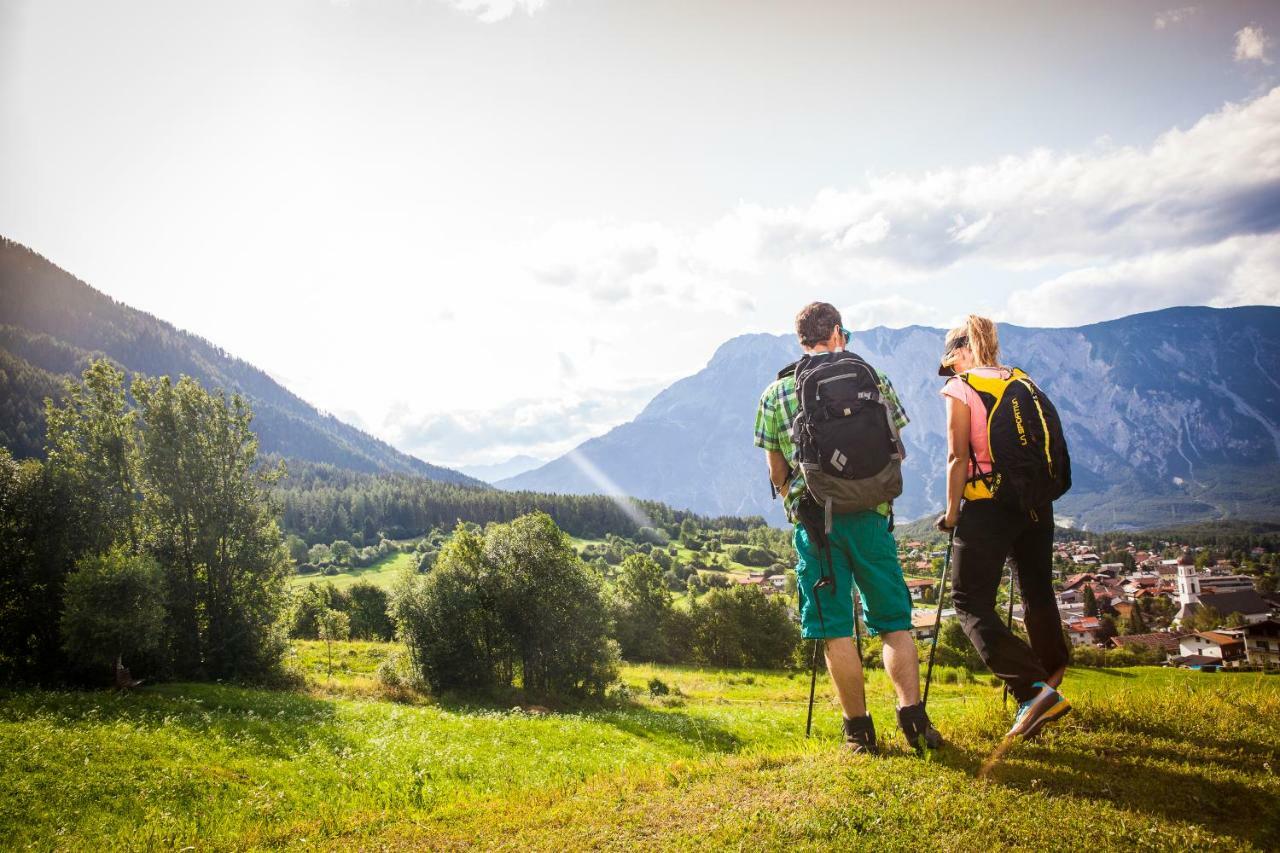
[940,367,1007,479]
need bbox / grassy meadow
[289,552,417,593]
[1,644,1277,850]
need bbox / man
[754,301,941,754]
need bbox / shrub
[687,585,801,668]
[726,545,774,568]
[347,581,395,641]
[648,677,670,696]
[290,582,350,639]
[392,513,618,699]
[613,554,676,662]
[60,548,165,681]
[376,649,425,692]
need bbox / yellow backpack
[957,368,1072,508]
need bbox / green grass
[2,649,1277,850]
[289,551,417,592]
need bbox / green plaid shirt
[754,355,909,519]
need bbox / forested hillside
[0,237,474,483]
[275,459,764,544]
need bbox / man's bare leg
[880,630,921,707]
[823,636,866,718]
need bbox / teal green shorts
[793,510,913,640]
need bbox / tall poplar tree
[134,375,290,680]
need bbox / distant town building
[1238,620,1280,669]
[1177,632,1246,667]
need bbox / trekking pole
[1002,563,1017,709]
[923,532,954,709]
[853,589,864,662]
[805,639,821,738]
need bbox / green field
[2,645,1277,850]
[289,551,417,592]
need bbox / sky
[2,0,1279,470]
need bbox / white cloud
[1154,7,1198,30]
[1235,24,1272,64]
[840,296,938,330]
[1005,235,1280,326]
[525,219,757,312]
[719,87,1280,278]
[381,381,665,467]
[439,0,547,23]
[528,87,1280,318]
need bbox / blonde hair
[965,314,1000,367]
[942,314,1001,370]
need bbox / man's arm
[767,450,790,492]
[754,382,790,496]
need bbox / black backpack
[784,351,905,529]
[958,367,1072,511]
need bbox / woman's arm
[941,394,970,530]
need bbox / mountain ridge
[0,237,479,485]
[501,305,1280,530]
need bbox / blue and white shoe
[1007,682,1071,740]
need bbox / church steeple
[1176,550,1200,606]
[1174,550,1201,627]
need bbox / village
[728,535,1280,672]
[893,538,1280,671]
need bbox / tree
[1097,615,1118,643]
[1190,605,1224,633]
[393,514,618,699]
[937,619,984,670]
[347,582,394,641]
[285,535,310,566]
[688,585,800,668]
[613,554,674,661]
[0,360,142,682]
[308,543,333,564]
[317,608,351,680]
[704,571,730,589]
[1223,611,1248,630]
[1121,605,1148,636]
[134,374,291,681]
[679,519,701,548]
[1102,550,1136,572]
[290,582,350,638]
[60,548,166,681]
[1082,584,1098,617]
[44,360,139,554]
[330,540,357,565]
[0,448,81,682]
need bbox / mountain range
[501,306,1280,530]
[0,238,478,485]
[457,454,547,484]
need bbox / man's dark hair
[795,302,843,348]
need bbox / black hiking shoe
[842,714,878,755]
[897,703,943,753]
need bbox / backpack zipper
[813,364,875,400]
[1019,378,1055,478]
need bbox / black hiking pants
[950,499,1069,703]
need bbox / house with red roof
[1178,632,1246,667]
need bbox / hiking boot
[842,714,879,755]
[1007,682,1072,740]
[896,703,943,753]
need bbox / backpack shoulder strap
[776,359,802,381]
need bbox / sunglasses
[937,335,969,377]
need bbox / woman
[936,315,1071,740]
